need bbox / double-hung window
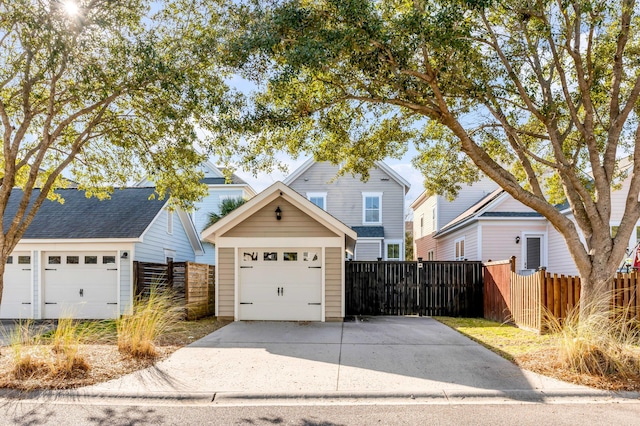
[385,240,402,260]
[454,238,465,260]
[362,192,382,224]
[307,192,327,210]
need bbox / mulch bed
[515,348,640,392]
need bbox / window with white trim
[362,192,382,224]
[420,214,424,237]
[167,211,173,235]
[164,249,176,263]
[432,207,436,231]
[454,238,465,260]
[427,250,434,261]
[385,240,402,260]
[307,192,327,210]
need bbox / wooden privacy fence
[483,259,513,323]
[133,261,215,320]
[345,260,484,317]
[484,258,640,333]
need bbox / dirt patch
[0,317,229,391]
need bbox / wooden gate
[345,260,483,317]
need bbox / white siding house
[1,188,203,320]
[412,162,640,276]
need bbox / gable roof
[4,188,205,254]
[283,159,411,194]
[201,181,357,252]
[434,188,546,238]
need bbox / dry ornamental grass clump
[7,318,92,383]
[117,288,184,359]
[548,300,640,380]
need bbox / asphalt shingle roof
[352,226,385,238]
[3,187,166,239]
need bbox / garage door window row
[47,255,116,265]
[6,255,31,265]
[243,251,318,263]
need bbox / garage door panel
[43,251,118,319]
[0,252,32,319]
[239,248,322,321]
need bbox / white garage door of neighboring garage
[0,252,32,319]
[43,252,118,319]
[238,248,322,321]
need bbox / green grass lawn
[434,317,556,361]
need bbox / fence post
[510,256,516,272]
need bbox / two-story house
[411,177,499,261]
[191,162,256,264]
[284,160,410,260]
[412,160,640,275]
[136,160,256,265]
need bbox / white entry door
[43,252,119,319]
[0,252,32,319]
[238,248,322,321]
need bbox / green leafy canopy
[222,0,640,308]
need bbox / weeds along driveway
[85,316,600,401]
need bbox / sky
[219,77,426,218]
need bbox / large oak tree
[0,0,236,305]
[224,0,640,314]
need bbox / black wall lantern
[515,236,520,244]
[275,206,282,220]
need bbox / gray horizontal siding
[288,162,405,242]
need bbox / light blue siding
[32,251,39,318]
[193,188,244,233]
[193,188,244,265]
[195,242,216,265]
[135,209,195,263]
[119,250,131,315]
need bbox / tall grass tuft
[117,287,183,359]
[547,299,640,378]
[5,320,46,379]
[46,317,91,377]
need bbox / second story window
[167,210,173,235]
[363,192,382,224]
[307,192,327,210]
[455,238,465,261]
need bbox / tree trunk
[579,268,614,322]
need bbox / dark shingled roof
[3,187,166,239]
[201,169,247,185]
[352,226,384,238]
[480,212,543,218]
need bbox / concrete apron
[77,317,637,405]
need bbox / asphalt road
[1,399,639,426]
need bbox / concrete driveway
[84,316,619,403]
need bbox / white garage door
[43,252,118,319]
[0,252,32,319]
[238,248,322,321]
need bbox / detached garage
[1,188,203,320]
[201,182,357,322]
